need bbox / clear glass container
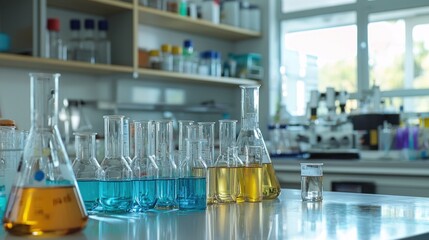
[178,120,194,167]
[178,125,207,210]
[161,44,173,71]
[154,120,177,210]
[198,122,215,167]
[242,146,263,203]
[76,19,96,63]
[99,115,133,213]
[72,132,102,213]
[0,125,16,213]
[96,20,111,64]
[123,117,133,165]
[236,85,281,200]
[214,120,242,203]
[4,73,87,236]
[130,120,158,211]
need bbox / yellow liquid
[243,165,263,202]
[215,167,237,203]
[235,167,245,203]
[3,186,88,236]
[262,163,281,199]
[207,167,217,205]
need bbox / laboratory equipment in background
[4,73,87,236]
[172,45,183,72]
[201,0,220,24]
[99,115,133,213]
[236,85,281,200]
[231,53,263,80]
[161,44,173,71]
[46,18,64,60]
[221,0,240,27]
[77,19,96,63]
[67,19,81,61]
[96,20,111,64]
[72,132,102,213]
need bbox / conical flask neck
[104,115,124,159]
[75,133,96,162]
[240,85,260,129]
[30,73,60,129]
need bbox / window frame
[277,0,429,113]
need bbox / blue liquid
[155,178,177,210]
[77,180,99,212]
[0,185,5,217]
[178,177,207,210]
[133,178,157,211]
[100,180,133,213]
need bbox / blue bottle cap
[70,19,80,30]
[98,20,108,31]
[184,39,193,48]
[84,19,95,29]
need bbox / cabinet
[0,0,260,86]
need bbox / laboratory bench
[272,157,429,197]
[1,189,429,239]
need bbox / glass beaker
[130,120,158,211]
[177,120,194,167]
[300,163,323,202]
[99,115,133,213]
[178,125,207,210]
[72,132,102,213]
[3,73,87,236]
[236,85,281,199]
[154,120,178,210]
[214,120,242,203]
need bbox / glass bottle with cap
[46,18,64,60]
[236,85,281,200]
[77,19,96,63]
[172,46,183,73]
[67,19,81,61]
[96,20,111,64]
[161,44,173,71]
[149,50,162,70]
[4,73,87,236]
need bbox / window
[279,0,429,115]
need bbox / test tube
[300,163,323,202]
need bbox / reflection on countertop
[1,189,429,239]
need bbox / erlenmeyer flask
[130,120,158,211]
[236,85,281,199]
[3,73,87,236]
[72,132,102,213]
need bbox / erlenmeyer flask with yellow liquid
[3,73,87,236]
[236,85,281,199]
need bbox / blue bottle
[130,121,158,211]
[178,125,207,210]
[72,132,103,213]
[99,115,133,213]
[154,120,178,210]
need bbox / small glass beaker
[300,163,323,202]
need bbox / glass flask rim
[156,119,173,123]
[197,122,215,125]
[103,115,125,120]
[29,72,61,78]
[0,126,16,130]
[178,120,194,123]
[239,84,261,89]
[218,119,238,123]
[73,132,97,137]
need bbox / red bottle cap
[47,18,60,32]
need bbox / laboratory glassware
[46,18,64,60]
[178,120,194,167]
[96,20,111,64]
[236,85,281,199]
[3,73,87,236]
[198,122,215,167]
[99,115,133,213]
[161,44,173,71]
[154,120,177,210]
[0,125,16,213]
[242,146,263,202]
[67,19,81,61]
[77,19,96,63]
[123,117,133,165]
[300,163,323,202]
[214,120,242,203]
[72,132,102,212]
[131,120,158,211]
[178,125,207,210]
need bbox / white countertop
[2,189,429,239]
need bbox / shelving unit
[0,0,261,86]
[137,6,261,40]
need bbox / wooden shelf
[138,68,259,86]
[0,53,133,75]
[138,6,261,40]
[47,0,133,16]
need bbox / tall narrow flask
[3,73,87,236]
[198,122,215,204]
[72,132,102,213]
[154,120,177,210]
[99,115,133,213]
[178,120,194,167]
[178,125,207,210]
[131,121,158,211]
[214,120,242,203]
[96,20,111,64]
[236,85,281,199]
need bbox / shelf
[47,0,133,16]
[138,68,259,86]
[96,101,228,114]
[0,53,133,75]
[138,6,261,40]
